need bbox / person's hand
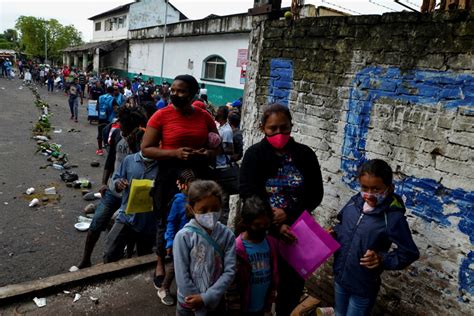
[115,179,129,192]
[80,100,83,105]
[174,147,194,160]
[272,207,287,225]
[185,294,204,310]
[326,227,336,238]
[98,184,108,196]
[192,148,208,157]
[360,250,382,269]
[166,248,172,256]
[280,224,296,244]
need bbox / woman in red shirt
[141,74,218,304]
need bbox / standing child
[228,196,279,316]
[158,169,196,306]
[333,159,420,316]
[173,180,236,316]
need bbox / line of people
[72,73,419,316]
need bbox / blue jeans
[334,282,377,316]
[89,189,121,233]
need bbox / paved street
[0,78,108,286]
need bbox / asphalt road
[0,78,108,286]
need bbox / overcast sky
[0,0,423,42]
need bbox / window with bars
[202,55,226,82]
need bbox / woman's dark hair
[260,103,292,127]
[357,159,393,186]
[235,196,273,234]
[174,74,200,97]
[186,180,223,218]
[228,112,240,127]
[217,106,229,120]
[118,106,147,130]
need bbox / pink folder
[279,211,340,280]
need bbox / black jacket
[239,137,324,225]
[333,193,420,296]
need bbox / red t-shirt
[147,105,217,150]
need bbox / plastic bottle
[29,198,40,207]
[26,187,35,195]
[52,163,64,170]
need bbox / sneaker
[153,274,164,290]
[70,115,74,120]
[96,149,104,156]
[74,118,78,123]
[157,288,174,306]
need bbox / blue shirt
[113,153,158,235]
[243,239,272,312]
[164,192,189,249]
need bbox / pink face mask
[266,133,291,149]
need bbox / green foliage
[15,16,83,63]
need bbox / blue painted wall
[268,59,293,106]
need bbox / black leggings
[276,255,305,316]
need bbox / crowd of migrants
[2,61,420,316]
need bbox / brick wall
[242,10,473,315]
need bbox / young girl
[228,196,279,316]
[333,159,420,316]
[173,180,236,316]
[158,169,196,306]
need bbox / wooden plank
[0,254,156,302]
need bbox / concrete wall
[242,11,474,315]
[128,0,181,30]
[92,13,129,42]
[100,42,128,72]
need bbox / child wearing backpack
[227,196,279,316]
[157,169,196,306]
[173,180,236,316]
[333,159,420,316]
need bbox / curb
[0,254,157,306]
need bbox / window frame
[201,55,226,83]
[95,22,101,31]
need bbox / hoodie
[333,193,420,296]
[173,219,236,315]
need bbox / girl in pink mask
[239,103,324,316]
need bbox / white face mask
[195,212,221,230]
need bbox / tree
[15,16,83,63]
[0,29,18,49]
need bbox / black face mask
[170,95,189,108]
[247,229,267,242]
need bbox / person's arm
[141,126,193,160]
[200,231,237,309]
[79,85,83,104]
[112,157,128,193]
[173,231,200,296]
[377,215,420,270]
[239,145,263,199]
[164,197,180,250]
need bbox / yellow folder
[125,179,154,214]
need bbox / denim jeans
[89,189,122,233]
[68,96,79,119]
[334,282,377,316]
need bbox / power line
[321,0,362,14]
[369,0,398,12]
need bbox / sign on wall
[236,49,248,67]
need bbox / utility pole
[160,0,168,84]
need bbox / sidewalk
[0,265,177,315]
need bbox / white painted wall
[128,0,182,30]
[92,13,129,42]
[128,33,249,88]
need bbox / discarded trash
[26,187,35,195]
[90,161,100,167]
[316,307,335,316]
[3,202,8,205]
[63,290,71,294]
[90,296,99,302]
[53,129,62,134]
[69,266,79,272]
[60,171,79,183]
[73,179,91,189]
[78,215,93,223]
[33,135,49,141]
[42,197,49,202]
[44,187,57,195]
[84,203,96,214]
[73,293,81,303]
[29,198,40,207]
[74,222,90,232]
[52,163,64,170]
[33,297,46,308]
